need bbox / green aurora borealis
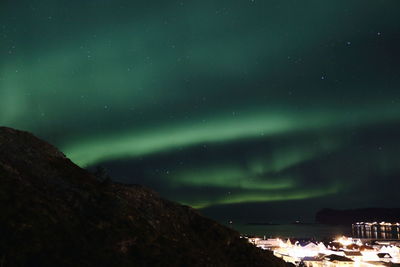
[1,0,400,221]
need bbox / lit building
[248,236,400,266]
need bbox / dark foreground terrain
[0,127,289,267]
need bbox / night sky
[1,0,400,223]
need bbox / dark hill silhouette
[0,127,289,267]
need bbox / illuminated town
[247,222,400,267]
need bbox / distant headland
[315,208,400,225]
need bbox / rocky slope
[0,127,288,267]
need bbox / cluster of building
[353,222,400,240]
[247,235,400,266]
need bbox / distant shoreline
[245,222,318,226]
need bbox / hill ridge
[0,126,288,267]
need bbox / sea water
[233,224,351,239]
